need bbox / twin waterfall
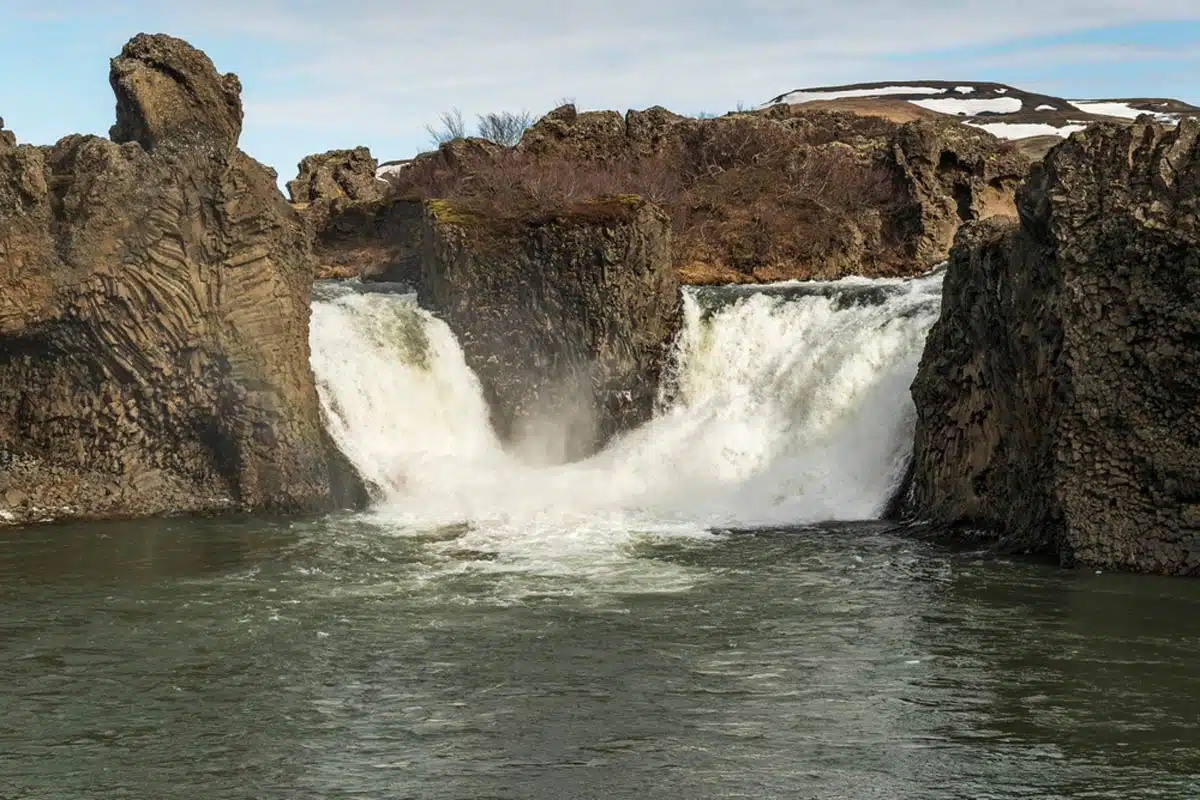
[309,276,942,537]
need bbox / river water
[4,517,1199,799]
[3,276,1198,798]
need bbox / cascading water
[309,275,942,570]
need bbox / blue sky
[2,1,1198,186]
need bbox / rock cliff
[0,34,365,525]
[890,120,1028,265]
[906,119,1200,575]
[316,103,1028,285]
[514,104,1028,278]
[418,196,680,462]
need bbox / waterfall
[309,274,941,534]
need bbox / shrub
[424,108,535,148]
[424,108,467,146]
[388,146,685,219]
[476,110,534,146]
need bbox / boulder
[906,120,1200,575]
[418,195,680,462]
[0,34,365,526]
[287,146,384,206]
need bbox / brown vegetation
[292,103,1028,284]
[384,111,914,282]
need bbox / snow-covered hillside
[762,81,1199,141]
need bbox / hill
[761,81,1200,147]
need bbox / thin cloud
[168,2,1200,118]
[5,0,1198,171]
[942,42,1200,69]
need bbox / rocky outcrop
[286,147,403,280]
[418,196,680,462]
[906,119,1200,575]
[286,151,426,282]
[517,105,630,161]
[0,33,365,526]
[287,146,384,206]
[890,120,1029,264]
[0,118,15,151]
[108,34,243,153]
[300,104,1028,285]
[458,106,1026,282]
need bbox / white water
[309,275,942,575]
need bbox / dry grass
[784,97,945,124]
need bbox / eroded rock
[0,33,365,526]
[287,146,404,280]
[891,120,1030,264]
[109,33,243,154]
[906,120,1200,575]
[287,146,384,206]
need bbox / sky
[2,1,1198,186]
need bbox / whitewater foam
[309,274,942,574]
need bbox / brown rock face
[310,199,426,283]
[287,146,383,206]
[418,196,681,462]
[891,120,1029,264]
[343,104,1029,285]
[906,120,1200,575]
[285,147,414,281]
[0,34,365,526]
[109,33,243,153]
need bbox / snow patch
[996,88,1008,94]
[1070,100,1173,121]
[770,86,948,105]
[0,509,15,523]
[965,121,1088,139]
[955,86,976,94]
[910,97,1024,116]
[375,163,409,178]
[1035,104,1057,111]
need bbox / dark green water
[2,515,1199,799]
